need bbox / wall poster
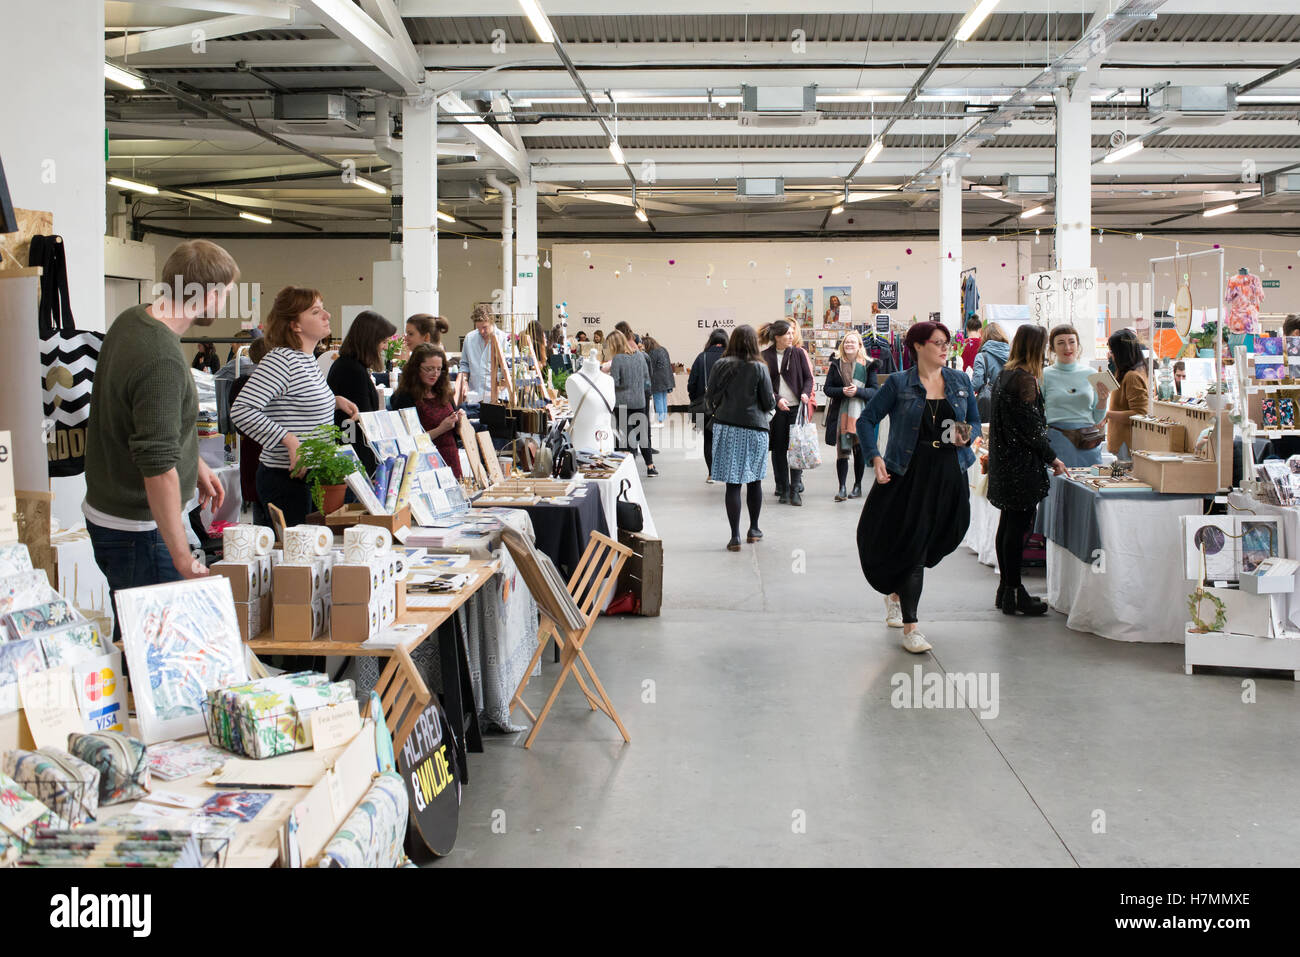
[823,286,852,326]
[877,280,899,310]
[784,289,814,326]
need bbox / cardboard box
[331,600,382,640]
[273,599,328,642]
[212,561,259,602]
[332,557,387,604]
[256,554,273,595]
[395,581,406,618]
[273,561,328,604]
[234,593,273,642]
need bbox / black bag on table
[616,478,644,533]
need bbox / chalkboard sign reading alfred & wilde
[877,281,899,311]
[398,697,461,857]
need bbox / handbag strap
[30,235,75,336]
[618,478,632,503]
[577,373,614,414]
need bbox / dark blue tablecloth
[518,486,609,579]
[1042,474,1171,563]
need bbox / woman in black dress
[856,321,980,654]
[987,325,1066,616]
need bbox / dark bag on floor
[616,478,643,532]
[29,235,103,478]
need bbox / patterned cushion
[66,731,149,806]
[2,749,100,825]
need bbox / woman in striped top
[231,287,359,527]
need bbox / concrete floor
[438,420,1300,867]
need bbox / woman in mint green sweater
[1042,325,1111,467]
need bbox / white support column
[939,161,963,331]
[1055,61,1099,359]
[515,181,539,328]
[402,96,438,319]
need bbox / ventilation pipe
[484,173,514,332]
[374,96,402,260]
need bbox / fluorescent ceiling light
[516,0,555,43]
[1103,139,1144,163]
[608,139,625,165]
[105,62,145,90]
[954,0,1002,42]
[107,176,158,195]
[515,94,611,105]
[354,176,387,194]
[239,211,272,225]
[818,94,907,103]
[863,139,884,164]
[830,203,845,215]
[1203,203,1238,218]
[634,206,648,222]
[1020,204,1046,218]
[437,210,456,224]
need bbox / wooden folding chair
[374,645,431,753]
[505,529,633,748]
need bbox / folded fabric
[2,748,100,826]
[67,731,150,806]
[5,599,79,641]
[0,770,54,856]
[318,771,409,868]
[38,622,106,668]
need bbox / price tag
[310,702,362,751]
[325,767,347,822]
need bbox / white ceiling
[103,0,1300,239]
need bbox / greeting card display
[38,622,106,669]
[116,577,247,744]
[0,571,59,617]
[0,639,46,716]
[1258,336,1284,356]
[5,599,79,641]
[1181,515,1280,582]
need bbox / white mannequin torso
[566,352,616,453]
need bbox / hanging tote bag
[787,400,823,471]
[616,478,644,533]
[28,235,103,478]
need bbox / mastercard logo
[82,668,117,702]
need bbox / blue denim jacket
[856,366,980,476]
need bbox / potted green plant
[1193,321,1219,358]
[294,424,361,515]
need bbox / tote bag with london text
[28,235,102,477]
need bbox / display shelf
[1184,623,1300,680]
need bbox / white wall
[141,235,552,355]
[551,239,1030,365]
[0,0,105,326]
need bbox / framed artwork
[117,577,247,744]
[784,288,813,325]
[823,286,851,325]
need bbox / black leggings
[702,416,715,473]
[996,507,1038,590]
[769,407,802,492]
[616,405,654,466]
[836,446,865,487]
[725,481,763,539]
[896,566,925,625]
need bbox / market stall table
[248,559,499,782]
[1043,473,1204,643]
[583,455,659,540]
[961,459,998,569]
[514,484,610,580]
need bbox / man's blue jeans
[86,521,183,640]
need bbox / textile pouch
[1052,424,1105,451]
[2,747,100,825]
[28,235,103,478]
[67,730,150,805]
[616,478,644,533]
[787,402,823,471]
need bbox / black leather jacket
[706,357,775,432]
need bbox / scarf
[838,358,866,450]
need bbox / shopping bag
[786,401,822,471]
[28,235,102,478]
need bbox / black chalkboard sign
[397,697,462,859]
[877,280,899,311]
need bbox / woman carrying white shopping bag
[760,319,816,506]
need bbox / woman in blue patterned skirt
[706,325,776,551]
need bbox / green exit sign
[1264,279,1281,288]
[518,272,534,279]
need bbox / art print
[201,789,272,822]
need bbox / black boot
[1016,586,1049,616]
[995,584,1006,609]
[790,488,803,506]
[999,587,1018,616]
[835,484,847,502]
[777,488,788,504]
[849,483,862,498]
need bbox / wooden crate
[1129,401,1231,493]
[1129,416,1184,453]
[616,529,662,617]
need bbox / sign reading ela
[398,698,460,857]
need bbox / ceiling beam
[392,0,1287,14]
[109,0,297,16]
[105,13,292,58]
[490,95,529,156]
[438,91,530,177]
[296,0,425,94]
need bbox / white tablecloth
[961,461,999,569]
[585,456,659,539]
[1045,491,1197,643]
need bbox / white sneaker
[706,475,715,484]
[901,630,932,654]
[884,596,904,628]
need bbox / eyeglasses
[928,339,950,349]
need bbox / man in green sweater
[84,240,238,630]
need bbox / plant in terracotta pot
[295,424,360,515]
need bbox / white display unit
[1185,624,1300,680]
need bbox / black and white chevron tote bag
[29,235,103,478]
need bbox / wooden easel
[487,331,515,406]
[457,415,490,489]
[503,527,633,748]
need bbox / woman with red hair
[855,321,980,654]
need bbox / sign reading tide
[398,696,461,858]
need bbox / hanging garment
[1224,272,1265,334]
